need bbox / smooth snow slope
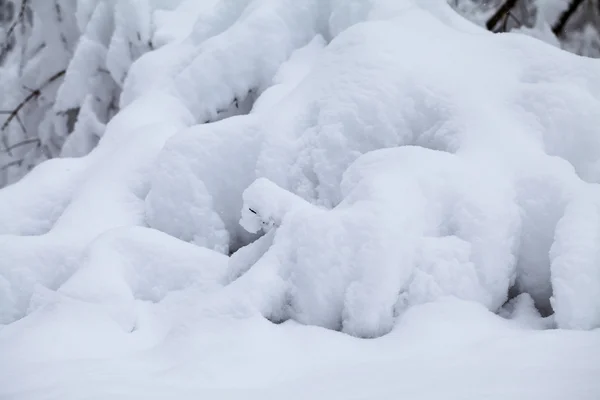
[1,298,599,400]
[1,0,600,399]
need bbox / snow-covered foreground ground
[2,298,599,400]
[1,0,600,398]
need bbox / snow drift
[1,0,600,343]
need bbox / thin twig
[486,0,519,31]
[0,159,23,171]
[496,10,523,33]
[0,0,30,61]
[14,114,26,133]
[0,69,66,132]
[1,137,40,153]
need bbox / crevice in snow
[203,88,258,124]
[498,292,555,330]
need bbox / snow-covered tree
[0,0,157,187]
[0,0,598,334]
[452,0,600,56]
[0,0,77,185]
[0,2,600,397]
[1,0,599,189]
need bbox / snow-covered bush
[1,0,600,341]
[0,0,167,187]
[2,1,599,189]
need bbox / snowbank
[1,1,600,398]
[1,298,599,399]
[1,0,600,342]
[145,0,600,334]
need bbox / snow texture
[1,0,600,398]
[1,0,600,332]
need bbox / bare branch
[1,137,40,153]
[552,0,585,37]
[0,0,30,62]
[0,158,23,171]
[14,114,26,134]
[486,0,519,31]
[22,85,36,93]
[0,69,66,132]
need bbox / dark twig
[0,0,30,61]
[14,114,26,133]
[0,69,66,132]
[486,0,519,31]
[0,158,23,171]
[552,0,585,37]
[1,137,40,153]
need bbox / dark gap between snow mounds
[202,89,259,125]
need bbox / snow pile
[230,150,517,337]
[1,0,600,346]
[144,0,600,334]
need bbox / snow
[57,1,118,157]
[145,36,325,253]
[550,187,600,330]
[1,0,600,398]
[233,147,519,337]
[152,0,222,46]
[106,0,153,86]
[1,299,599,399]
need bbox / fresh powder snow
[0,0,599,399]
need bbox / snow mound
[60,227,227,322]
[1,0,600,338]
[233,148,518,337]
[2,298,600,400]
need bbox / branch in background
[0,0,29,62]
[0,158,23,171]
[0,69,65,133]
[486,0,519,31]
[500,11,522,33]
[552,0,585,37]
[2,137,39,153]
[0,70,65,158]
[0,110,25,133]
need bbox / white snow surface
[2,298,599,400]
[1,0,600,398]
